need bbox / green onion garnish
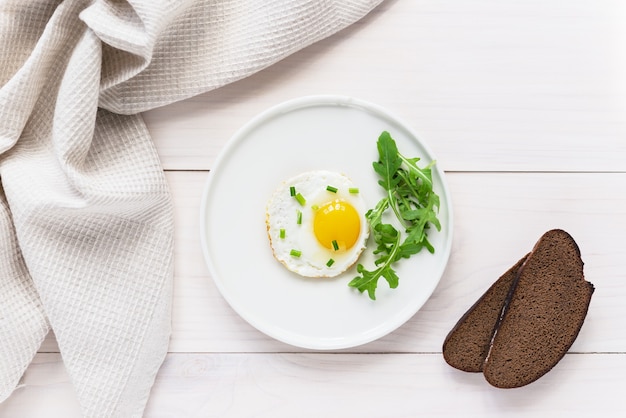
[279,229,286,239]
[349,187,359,194]
[294,193,306,206]
[289,186,296,196]
[311,204,319,211]
[326,259,335,267]
[296,210,302,225]
[326,185,338,193]
[290,249,301,257]
[332,240,339,251]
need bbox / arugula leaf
[349,131,441,300]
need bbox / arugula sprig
[349,131,441,300]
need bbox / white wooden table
[2,0,625,416]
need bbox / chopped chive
[349,187,359,194]
[279,228,286,239]
[294,192,306,206]
[326,258,335,267]
[311,204,319,211]
[290,249,301,257]
[332,240,339,251]
[296,210,302,225]
[289,186,296,196]
[326,185,338,193]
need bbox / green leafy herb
[326,185,338,193]
[349,187,360,194]
[290,249,302,257]
[279,228,286,239]
[349,131,441,300]
[326,258,335,267]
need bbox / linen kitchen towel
[0,0,382,416]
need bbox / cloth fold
[0,0,382,415]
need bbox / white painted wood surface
[3,0,626,416]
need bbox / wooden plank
[2,352,623,417]
[41,170,623,353]
[146,0,626,172]
[171,171,626,353]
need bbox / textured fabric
[0,0,382,416]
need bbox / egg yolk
[313,199,361,251]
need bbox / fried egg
[266,170,369,278]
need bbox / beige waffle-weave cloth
[0,0,382,416]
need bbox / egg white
[266,170,369,278]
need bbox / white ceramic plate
[200,95,453,350]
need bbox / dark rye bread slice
[442,255,528,372]
[442,229,594,388]
[483,229,594,388]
